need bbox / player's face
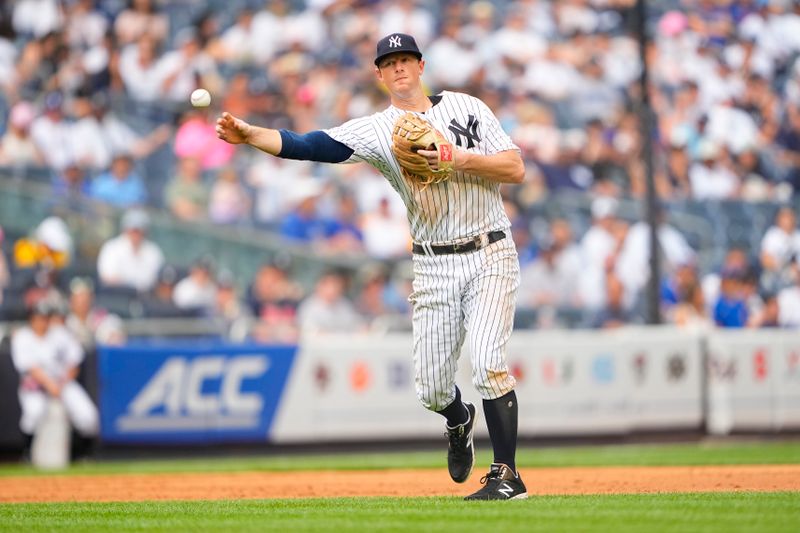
[375,53,424,96]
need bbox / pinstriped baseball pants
[409,236,519,411]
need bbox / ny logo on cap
[389,35,402,48]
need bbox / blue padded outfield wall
[98,344,297,444]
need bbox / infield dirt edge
[1,465,799,503]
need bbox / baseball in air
[190,88,211,107]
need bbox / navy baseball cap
[375,33,422,66]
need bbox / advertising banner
[270,327,703,443]
[706,330,800,434]
[98,343,296,443]
[500,327,703,435]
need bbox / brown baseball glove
[391,112,455,188]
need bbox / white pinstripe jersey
[324,91,519,244]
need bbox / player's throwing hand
[215,112,251,144]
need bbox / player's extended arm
[216,112,354,162]
[216,112,282,155]
[418,148,525,184]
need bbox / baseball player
[216,33,526,500]
[11,300,99,461]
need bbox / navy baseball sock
[483,390,518,474]
[437,386,469,427]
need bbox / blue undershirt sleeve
[277,130,355,163]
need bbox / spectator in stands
[580,118,626,195]
[45,292,71,327]
[211,269,252,342]
[669,278,712,330]
[0,101,44,166]
[70,92,171,171]
[321,192,363,254]
[164,156,208,221]
[11,0,63,40]
[88,152,147,208]
[118,33,164,102]
[208,166,250,225]
[713,268,749,328]
[247,157,316,227]
[64,0,107,52]
[777,264,800,328]
[52,163,90,200]
[424,19,484,91]
[248,261,303,344]
[662,262,701,311]
[355,264,409,326]
[297,270,364,335]
[663,133,692,199]
[13,216,73,270]
[578,197,627,310]
[361,196,411,259]
[279,180,333,244]
[379,0,435,48]
[688,140,740,200]
[174,108,235,170]
[552,216,583,286]
[114,0,168,46]
[19,266,62,311]
[65,277,123,350]
[151,264,177,300]
[776,103,800,196]
[759,206,800,291]
[748,292,780,328]
[701,247,752,315]
[173,257,218,310]
[206,8,257,66]
[587,273,636,329]
[518,226,581,310]
[736,145,778,202]
[30,92,74,171]
[97,209,164,292]
[0,226,9,300]
[94,314,127,345]
[158,27,221,104]
[616,206,696,303]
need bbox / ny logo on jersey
[448,115,481,149]
[389,35,402,48]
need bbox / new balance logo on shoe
[497,482,515,498]
[464,463,528,501]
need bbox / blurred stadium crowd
[1,0,800,344]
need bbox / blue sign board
[98,343,297,444]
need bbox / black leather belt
[412,230,506,255]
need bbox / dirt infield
[1,465,799,503]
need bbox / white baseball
[190,88,211,107]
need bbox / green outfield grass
[0,439,798,476]
[0,492,797,533]
[1,441,797,532]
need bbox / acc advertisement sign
[98,344,296,443]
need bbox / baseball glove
[391,112,455,188]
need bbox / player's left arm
[452,149,525,184]
[418,145,524,184]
